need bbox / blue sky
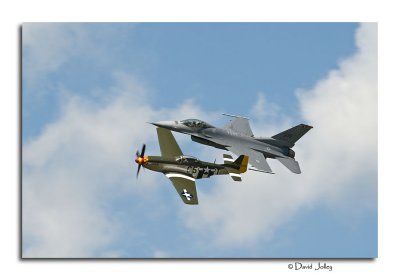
[22,22,377,258]
[23,23,357,139]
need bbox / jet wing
[223,116,254,137]
[156,127,183,157]
[226,146,273,173]
[165,173,198,205]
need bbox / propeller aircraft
[135,127,249,205]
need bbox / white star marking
[181,189,193,201]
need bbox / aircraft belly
[196,134,278,173]
[144,162,163,172]
[205,133,277,155]
[248,140,284,158]
[193,128,289,173]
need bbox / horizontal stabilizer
[272,124,313,148]
[223,154,234,164]
[225,167,242,182]
[276,157,301,174]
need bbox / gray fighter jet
[151,114,313,174]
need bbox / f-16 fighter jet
[135,127,249,205]
[151,114,312,174]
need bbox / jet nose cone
[150,121,177,130]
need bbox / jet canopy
[180,119,214,129]
[176,155,199,163]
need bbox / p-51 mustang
[135,127,249,205]
[151,114,313,174]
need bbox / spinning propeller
[135,144,146,178]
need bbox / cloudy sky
[22,22,377,258]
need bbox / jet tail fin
[276,157,301,174]
[272,124,313,147]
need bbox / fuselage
[195,127,294,158]
[141,155,231,180]
[152,120,295,159]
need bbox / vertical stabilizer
[223,154,249,181]
[272,124,313,147]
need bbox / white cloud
[250,92,281,120]
[182,23,377,249]
[22,71,212,257]
[297,23,377,204]
[23,23,85,91]
[22,23,136,92]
